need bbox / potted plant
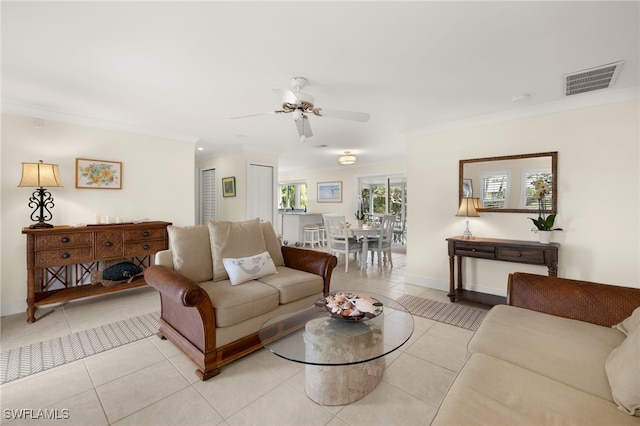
[528,179,562,243]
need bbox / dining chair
[368,214,396,268]
[323,214,362,272]
[393,218,407,245]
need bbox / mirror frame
[459,151,558,213]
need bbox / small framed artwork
[463,179,473,198]
[76,158,122,189]
[317,181,342,203]
[222,176,236,197]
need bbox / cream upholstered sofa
[144,218,337,380]
[432,272,640,425]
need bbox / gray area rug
[395,294,487,331]
[1,311,160,384]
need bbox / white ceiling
[2,1,639,173]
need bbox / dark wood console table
[447,236,559,306]
[22,221,171,323]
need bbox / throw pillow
[261,221,285,267]
[222,251,278,285]
[605,324,640,416]
[167,225,213,282]
[613,306,640,336]
[209,218,267,281]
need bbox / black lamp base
[29,221,54,229]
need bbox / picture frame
[222,176,236,197]
[75,158,122,189]
[463,178,473,198]
[317,181,342,203]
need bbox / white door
[248,164,274,224]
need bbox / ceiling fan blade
[295,115,313,139]
[314,108,370,122]
[229,111,283,119]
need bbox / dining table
[350,225,380,269]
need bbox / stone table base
[304,318,385,405]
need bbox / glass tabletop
[258,292,414,366]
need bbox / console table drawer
[124,240,166,256]
[496,247,544,263]
[124,228,166,241]
[95,231,124,258]
[35,233,92,249]
[35,247,93,267]
[454,243,496,259]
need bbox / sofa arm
[507,272,640,327]
[281,246,338,295]
[144,265,205,307]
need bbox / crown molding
[1,102,201,144]
[406,86,640,136]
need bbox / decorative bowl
[317,292,383,322]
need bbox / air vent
[564,61,623,96]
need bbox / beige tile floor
[1,248,489,426]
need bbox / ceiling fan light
[338,151,357,165]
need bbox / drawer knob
[516,252,522,257]
[471,248,477,252]
[104,241,113,248]
[61,237,70,243]
[142,231,150,237]
[143,244,150,250]
[61,252,70,259]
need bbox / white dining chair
[368,214,396,269]
[323,214,361,272]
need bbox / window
[480,171,509,209]
[358,175,407,226]
[279,182,307,209]
[200,168,216,224]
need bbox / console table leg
[448,255,456,302]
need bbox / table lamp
[18,160,63,228]
[456,198,480,239]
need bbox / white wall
[1,115,195,316]
[196,150,279,222]
[406,99,640,294]
[279,159,406,220]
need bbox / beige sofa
[433,272,640,425]
[144,218,337,380]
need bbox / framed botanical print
[76,158,122,189]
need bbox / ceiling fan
[230,77,370,142]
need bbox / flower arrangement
[528,180,562,231]
[355,198,366,221]
[324,292,381,318]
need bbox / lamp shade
[456,198,480,217]
[18,161,63,188]
[338,151,357,165]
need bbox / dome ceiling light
[338,151,357,165]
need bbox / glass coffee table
[258,292,414,405]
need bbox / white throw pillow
[222,251,277,286]
[613,306,640,336]
[606,323,640,416]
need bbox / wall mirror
[459,151,557,213]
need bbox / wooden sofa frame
[508,272,640,326]
[144,246,337,380]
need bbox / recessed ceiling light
[197,147,204,151]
